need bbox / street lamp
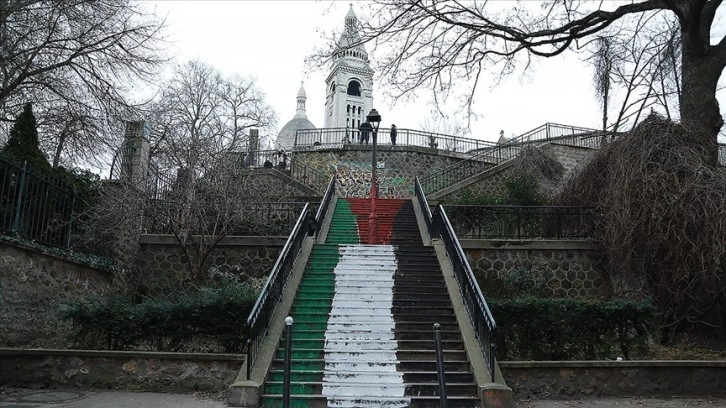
[367,109,381,245]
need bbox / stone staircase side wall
[462,240,610,300]
[137,236,285,294]
[0,242,112,348]
[295,147,468,199]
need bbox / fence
[444,205,595,239]
[143,200,309,236]
[0,157,88,249]
[294,127,498,152]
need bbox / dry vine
[555,117,726,341]
[511,146,566,200]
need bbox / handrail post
[434,323,448,408]
[246,338,251,380]
[283,316,293,408]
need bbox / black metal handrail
[420,123,601,195]
[289,155,328,194]
[294,127,497,152]
[245,203,310,377]
[314,176,336,238]
[414,176,434,238]
[432,205,497,381]
[444,205,595,239]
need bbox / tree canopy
[329,0,726,162]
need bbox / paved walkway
[3,388,726,407]
[0,388,228,408]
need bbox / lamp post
[366,108,381,245]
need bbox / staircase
[260,198,480,407]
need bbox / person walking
[359,121,372,144]
[390,124,397,145]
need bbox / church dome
[277,82,316,150]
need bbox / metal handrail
[414,176,433,238]
[289,155,329,194]
[443,205,596,239]
[314,176,336,238]
[294,127,497,152]
[420,123,601,195]
[432,205,497,381]
[245,203,310,378]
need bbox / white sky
[143,1,725,144]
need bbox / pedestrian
[277,150,287,170]
[390,124,397,145]
[359,121,372,144]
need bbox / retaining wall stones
[501,361,726,399]
[462,240,610,299]
[0,349,243,392]
[137,235,285,293]
[296,145,468,198]
[0,242,112,348]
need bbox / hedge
[489,297,658,360]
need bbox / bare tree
[0,0,166,167]
[319,1,726,163]
[592,36,615,132]
[146,60,277,284]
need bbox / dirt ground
[515,398,726,407]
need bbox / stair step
[259,394,480,408]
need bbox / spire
[295,81,307,117]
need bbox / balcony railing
[294,127,498,152]
[444,205,595,239]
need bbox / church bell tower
[324,4,374,130]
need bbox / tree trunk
[680,27,723,165]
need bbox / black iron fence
[0,157,89,249]
[294,127,498,152]
[431,205,497,381]
[245,203,311,378]
[443,205,595,239]
[143,200,309,236]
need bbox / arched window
[357,106,362,116]
[347,80,361,97]
[347,105,350,114]
[330,82,336,93]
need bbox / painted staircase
[260,198,480,407]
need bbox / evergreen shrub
[63,281,259,352]
[490,297,658,360]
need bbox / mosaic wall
[465,244,610,300]
[296,146,466,198]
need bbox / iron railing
[444,205,595,239]
[294,127,498,152]
[314,176,336,237]
[288,156,329,194]
[0,157,89,249]
[432,205,497,381]
[245,203,310,378]
[142,200,308,236]
[420,123,601,195]
[414,177,434,237]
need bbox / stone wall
[0,349,243,392]
[501,361,726,399]
[463,240,610,299]
[0,242,112,347]
[137,235,284,293]
[295,145,468,198]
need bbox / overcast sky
[144,1,725,144]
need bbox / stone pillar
[249,129,259,167]
[121,121,150,193]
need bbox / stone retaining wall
[296,145,468,198]
[501,361,726,399]
[0,349,243,392]
[463,240,610,299]
[137,235,285,293]
[0,242,112,347]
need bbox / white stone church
[276,5,373,150]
